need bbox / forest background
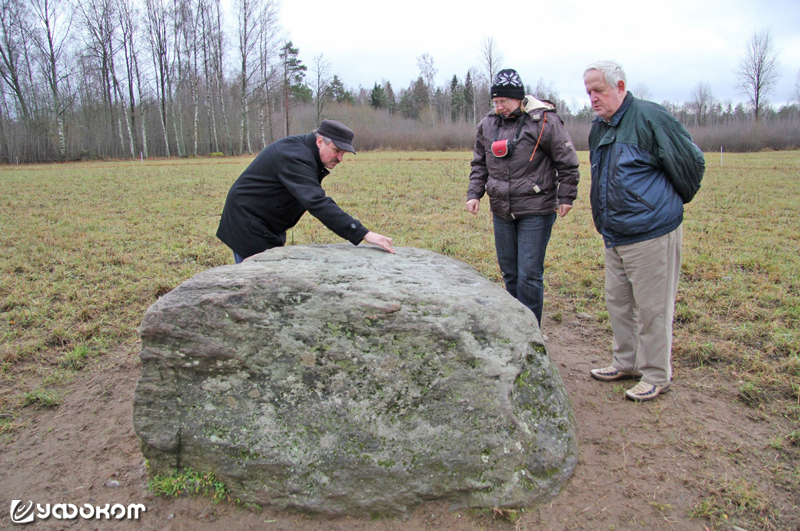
[2,0,800,164]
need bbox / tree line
[1,0,799,164]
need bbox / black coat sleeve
[276,154,369,245]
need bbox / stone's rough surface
[133,244,577,516]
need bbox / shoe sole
[590,370,642,382]
[625,383,671,401]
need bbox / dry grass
[0,149,798,429]
[1,150,799,529]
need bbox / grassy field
[0,150,798,436]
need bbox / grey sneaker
[590,365,642,382]
[625,381,670,401]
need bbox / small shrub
[148,468,229,504]
[0,412,20,435]
[691,476,775,527]
[786,430,800,447]
[23,388,61,408]
[738,381,763,407]
[58,345,90,370]
[491,507,521,522]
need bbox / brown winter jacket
[467,96,580,220]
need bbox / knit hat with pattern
[491,69,525,100]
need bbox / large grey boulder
[133,244,576,516]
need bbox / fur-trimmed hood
[521,95,556,117]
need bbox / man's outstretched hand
[363,231,395,253]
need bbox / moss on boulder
[133,244,576,516]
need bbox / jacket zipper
[624,188,655,210]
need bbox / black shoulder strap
[492,112,528,148]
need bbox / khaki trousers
[604,226,682,385]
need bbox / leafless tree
[632,83,652,101]
[531,78,568,114]
[255,0,278,148]
[259,64,278,146]
[196,0,215,153]
[168,0,186,157]
[74,0,113,121]
[478,36,503,89]
[117,0,148,158]
[234,0,277,154]
[201,0,231,154]
[690,81,714,126]
[416,52,437,125]
[260,61,277,145]
[144,0,172,156]
[29,0,74,160]
[736,27,780,122]
[792,69,800,106]
[310,53,331,125]
[75,0,136,158]
[0,0,33,121]
[175,0,201,156]
[235,0,258,154]
[0,76,10,158]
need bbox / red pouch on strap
[491,139,510,157]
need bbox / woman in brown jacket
[466,69,580,326]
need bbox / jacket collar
[592,91,634,126]
[490,107,524,122]
[304,133,330,178]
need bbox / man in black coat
[217,120,395,262]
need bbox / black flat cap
[316,120,356,154]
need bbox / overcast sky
[280,0,800,112]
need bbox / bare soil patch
[1,315,797,530]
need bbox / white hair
[584,60,627,88]
[314,132,332,145]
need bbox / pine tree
[450,75,464,123]
[371,82,387,109]
[280,41,308,136]
[464,70,475,123]
[384,81,396,114]
[329,75,355,104]
[411,77,429,119]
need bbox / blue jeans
[492,213,556,324]
[234,252,245,264]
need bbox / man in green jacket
[583,60,705,402]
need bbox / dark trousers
[492,213,556,324]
